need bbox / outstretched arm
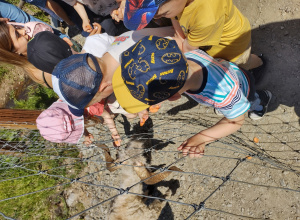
[178,114,245,158]
[101,110,121,147]
[73,1,92,32]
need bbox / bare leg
[248,54,263,69]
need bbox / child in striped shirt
[112,36,272,158]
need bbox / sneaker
[214,108,223,116]
[251,54,267,85]
[248,90,272,120]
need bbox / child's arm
[171,19,198,53]
[83,128,94,146]
[73,1,92,32]
[87,22,102,36]
[138,109,149,126]
[182,39,199,53]
[46,0,75,26]
[0,18,9,22]
[178,114,245,158]
[111,0,125,22]
[101,109,121,147]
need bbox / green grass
[6,0,50,23]
[0,155,69,219]
[0,147,83,219]
[0,128,84,220]
[0,175,69,220]
[0,64,15,84]
[0,3,84,218]
[13,84,58,110]
[0,65,9,82]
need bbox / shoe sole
[249,90,272,120]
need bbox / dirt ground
[234,0,300,117]
[62,1,300,219]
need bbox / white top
[82,33,115,58]
[62,0,118,16]
[107,26,175,63]
[107,94,129,115]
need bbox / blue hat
[52,53,102,115]
[124,0,167,30]
[112,35,188,113]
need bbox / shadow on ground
[251,19,300,117]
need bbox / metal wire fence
[0,96,299,219]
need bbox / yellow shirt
[178,0,251,62]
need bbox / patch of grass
[0,65,9,81]
[13,84,58,110]
[0,176,69,220]
[6,0,50,23]
[0,152,75,219]
[0,64,15,84]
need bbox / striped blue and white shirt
[185,50,250,119]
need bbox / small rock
[282,171,289,175]
[227,203,232,207]
[66,193,77,207]
[280,179,287,187]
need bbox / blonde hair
[0,21,44,85]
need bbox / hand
[62,37,73,47]
[110,0,125,22]
[83,133,94,146]
[178,133,207,158]
[138,109,149,126]
[111,133,121,147]
[82,20,93,32]
[0,18,10,22]
[89,23,102,36]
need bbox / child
[36,99,121,146]
[61,0,125,35]
[113,0,263,72]
[112,36,272,158]
[24,0,76,27]
[48,27,180,120]
[51,53,150,126]
[26,26,112,88]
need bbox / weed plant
[13,84,58,110]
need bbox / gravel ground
[63,0,300,219]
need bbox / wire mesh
[0,95,299,219]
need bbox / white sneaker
[248,90,272,120]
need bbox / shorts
[234,42,252,70]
